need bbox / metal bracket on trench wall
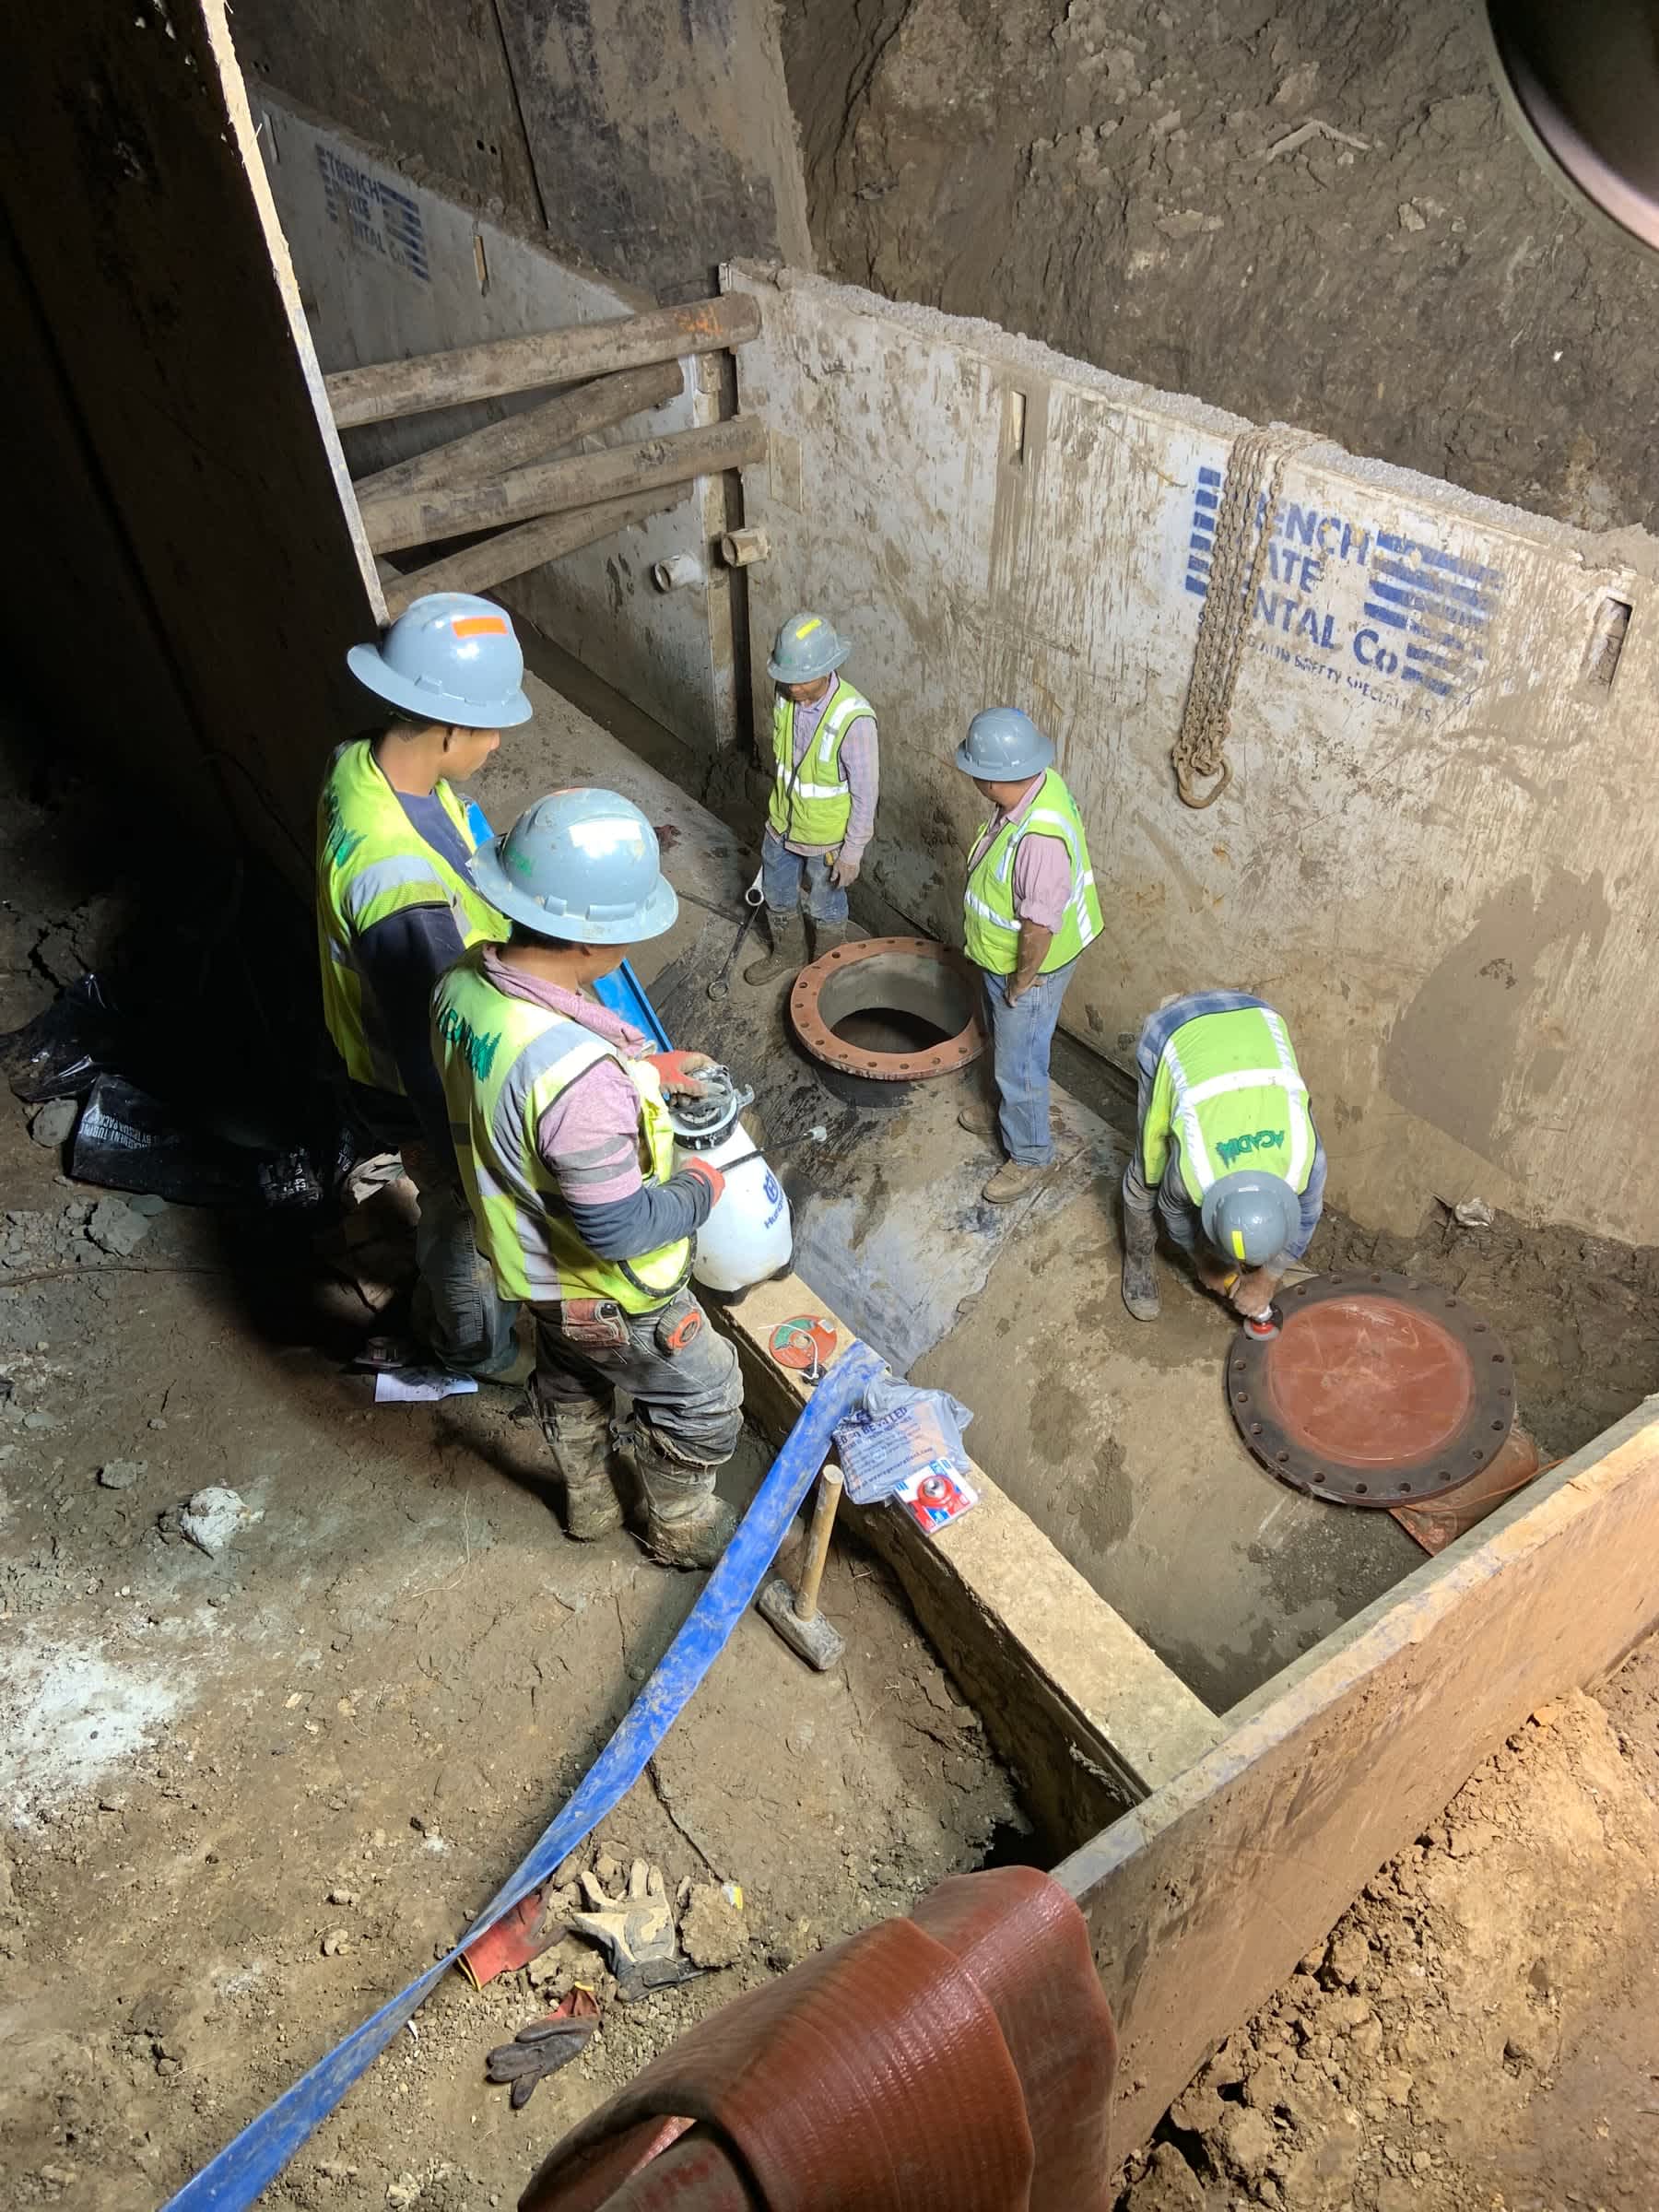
[711,1271,1227,1847]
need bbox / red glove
[646,1051,715,1098]
[681,1156,725,1206]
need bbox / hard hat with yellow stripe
[767,609,850,684]
[347,591,534,729]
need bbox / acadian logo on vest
[1217,1128,1287,1171]
[435,1004,500,1083]
[321,788,364,872]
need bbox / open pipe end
[789,936,987,1083]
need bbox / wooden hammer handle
[794,1465,844,1623]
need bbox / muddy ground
[0,737,1019,2208]
[783,0,1659,535]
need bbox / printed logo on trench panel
[1182,463,1504,719]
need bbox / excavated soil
[0,730,1019,2208]
[784,0,1659,534]
[1121,1663,1659,2212]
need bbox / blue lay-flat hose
[163,1338,886,2212]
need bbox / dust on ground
[1120,1656,1659,2212]
[783,0,1659,535]
[0,741,1020,2209]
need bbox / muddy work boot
[539,1400,625,1540]
[635,1446,738,1570]
[742,910,805,986]
[982,1159,1053,1206]
[1121,1205,1160,1323]
[957,1099,1001,1146]
[808,917,850,960]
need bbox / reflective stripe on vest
[1158,1007,1314,1205]
[961,770,1103,976]
[315,739,507,1094]
[766,678,873,846]
[431,954,690,1312]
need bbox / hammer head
[755,1573,846,1673]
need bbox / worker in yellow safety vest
[1121,990,1327,1324]
[744,610,879,985]
[432,789,743,1567]
[955,707,1102,1205]
[317,591,530,1379]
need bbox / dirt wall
[235,0,810,299]
[783,0,1659,536]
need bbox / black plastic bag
[0,973,122,1105]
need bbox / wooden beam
[326,295,761,429]
[1052,1395,1659,2159]
[382,488,684,617]
[353,360,683,504]
[711,1273,1227,1849]
[359,416,766,554]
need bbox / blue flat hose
[164,1339,885,2212]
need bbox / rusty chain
[1171,426,1311,808]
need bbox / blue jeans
[981,959,1077,1166]
[760,826,847,923]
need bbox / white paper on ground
[372,1368,480,1404]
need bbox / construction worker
[744,609,878,984]
[432,790,743,1568]
[956,707,1102,1205]
[318,590,531,1379]
[1120,990,1326,1324]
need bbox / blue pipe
[163,1339,886,2212]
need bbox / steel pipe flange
[789,936,987,1082]
[1227,1269,1517,1508]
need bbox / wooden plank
[327,294,761,429]
[382,488,684,616]
[353,360,683,504]
[712,1273,1227,1849]
[1052,1395,1659,2158]
[359,417,765,554]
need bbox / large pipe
[1485,1,1659,251]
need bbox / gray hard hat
[347,592,534,730]
[768,610,850,684]
[472,788,679,945]
[955,706,1055,780]
[1201,1170,1303,1270]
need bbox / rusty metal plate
[789,936,986,1083]
[1227,1270,1517,1508]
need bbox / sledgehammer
[756,1464,846,1671]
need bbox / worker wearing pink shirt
[745,610,879,985]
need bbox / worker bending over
[1121,989,1326,1324]
[318,591,528,1379]
[745,610,879,985]
[433,790,743,1568]
[957,708,1102,1205]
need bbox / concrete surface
[725,262,1659,1250]
[1053,1392,1659,2162]
[259,99,741,756]
[480,668,1424,1713]
[722,1270,1227,1841]
[233,0,811,297]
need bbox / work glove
[567,1860,697,1999]
[680,1156,726,1206]
[646,1051,717,1099]
[829,852,861,888]
[1228,1267,1278,1321]
[485,1992,599,2109]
